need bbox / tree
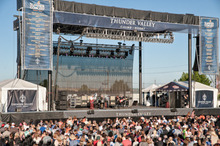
[179,71,211,86]
[110,80,130,94]
[78,84,90,93]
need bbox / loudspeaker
[170,108,177,112]
[131,109,138,113]
[87,110,94,115]
[132,101,138,106]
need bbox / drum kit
[88,94,129,109]
[116,96,129,108]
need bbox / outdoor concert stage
[1,106,220,123]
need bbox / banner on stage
[53,12,199,33]
[200,17,219,75]
[7,90,37,112]
[22,0,53,70]
[195,90,213,108]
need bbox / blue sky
[0,0,219,88]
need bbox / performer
[104,95,109,108]
[184,94,189,108]
[90,95,94,109]
[116,96,120,108]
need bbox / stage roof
[52,0,206,35]
[54,0,199,25]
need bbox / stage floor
[1,106,219,123]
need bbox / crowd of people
[0,112,220,146]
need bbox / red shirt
[93,140,103,146]
[122,139,132,146]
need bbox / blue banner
[7,90,37,112]
[195,90,213,108]
[22,0,52,70]
[200,17,219,74]
[53,12,199,33]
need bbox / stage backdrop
[7,90,37,112]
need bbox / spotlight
[164,33,167,38]
[80,40,83,46]
[123,43,126,49]
[169,32,173,37]
[118,42,122,48]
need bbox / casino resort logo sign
[204,20,214,28]
[30,1,45,11]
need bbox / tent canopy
[0,79,42,89]
[0,79,47,112]
[142,84,158,92]
[156,81,188,92]
[176,81,216,90]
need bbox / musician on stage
[89,95,94,109]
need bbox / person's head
[168,137,173,142]
[116,137,122,143]
[126,135,130,139]
[141,136,146,142]
[96,135,101,141]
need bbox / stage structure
[14,0,219,111]
[52,41,134,101]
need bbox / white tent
[142,84,158,106]
[0,79,47,112]
[177,81,218,108]
[142,84,158,92]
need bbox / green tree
[110,80,130,94]
[179,71,211,86]
[78,84,90,93]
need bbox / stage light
[118,42,122,48]
[85,27,174,43]
[116,48,120,54]
[53,41,135,59]
[123,43,126,49]
[80,39,83,46]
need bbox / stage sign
[7,90,37,112]
[195,90,213,108]
[22,0,53,70]
[200,17,219,74]
[53,12,199,33]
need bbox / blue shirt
[69,140,80,146]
